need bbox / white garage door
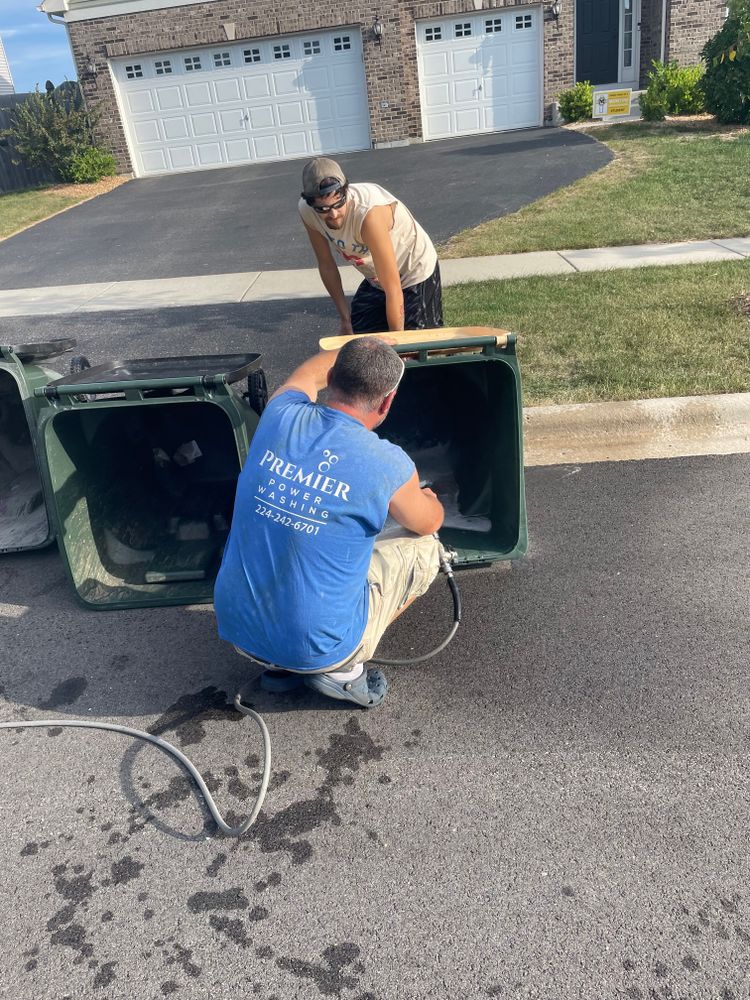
[111,28,370,176]
[416,7,542,140]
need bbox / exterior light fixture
[372,16,384,46]
[81,57,98,81]
[551,1,561,19]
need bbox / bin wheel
[244,369,268,417]
[70,355,92,402]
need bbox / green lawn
[0,179,124,240]
[444,260,750,405]
[441,120,750,257]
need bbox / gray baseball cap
[301,157,347,200]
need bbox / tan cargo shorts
[234,531,442,673]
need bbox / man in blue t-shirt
[214,336,444,707]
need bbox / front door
[576,0,619,85]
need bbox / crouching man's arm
[388,472,444,536]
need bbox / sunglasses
[308,188,348,214]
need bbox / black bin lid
[1,339,76,363]
[47,353,262,391]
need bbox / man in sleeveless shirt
[214,337,445,708]
[298,157,443,336]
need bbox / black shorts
[349,262,443,334]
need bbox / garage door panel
[126,91,154,114]
[510,41,539,66]
[141,149,167,172]
[336,124,368,150]
[225,138,252,162]
[218,110,247,133]
[512,70,539,96]
[249,106,275,129]
[277,102,305,126]
[417,7,541,140]
[156,88,183,111]
[185,82,212,107]
[273,71,299,96]
[191,113,218,137]
[281,132,308,156]
[168,146,195,169]
[484,76,509,99]
[421,51,450,77]
[196,142,223,165]
[163,117,190,140]
[114,27,369,176]
[331,64,361,88]
[214,78,242,103]
[424,82,450,107]
[244,76,271,99]
[334,94,363,118]
[454,80,480,102]
[310,127,336,152]
[306,98,333,123]
[299,67,330,93]
[451,49,481,74]
[252,135,280,159]
[133,119,161,143]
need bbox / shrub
[642,60,706,119]
[67,146,117,183]
[702,12,750,124]
[639,87,669,121]
[0,85,112,182]
[557,81,594,123]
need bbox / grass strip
[444,260,750,405]
[441,121,750,257]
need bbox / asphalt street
[1,449,748,1000]
[0,127,611,288]
[1,304,749,1000]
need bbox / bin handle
[318,327,510,352]
[35,374,224,399]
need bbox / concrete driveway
[0,128,612,289]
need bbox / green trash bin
[0,339,77,554]
[34,353,265,610]
[322,327,527,566]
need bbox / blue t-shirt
[214,390,414,670]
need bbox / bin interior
[45,399,241,605]
[0,368,49,552]
[378,355,522,564]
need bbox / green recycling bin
[322,327,527,566]
[34,354,266,610]
[0,339,78,554]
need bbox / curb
[523,392,750,467]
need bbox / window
[303,40,321,56]
[333,35,352,51]
[623,0,633,67]
[184,55,202,71]
[213,51,231,68]
[424,26,442,42]
[515,13,533,30]
[243,48,261,64]
[154,59,172,75]
[273,43,291,60]
[485,18,502,33]
[125,64,143,79]
[454,22,472,38]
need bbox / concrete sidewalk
[1,236,748,318]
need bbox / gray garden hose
[0,692,270,837]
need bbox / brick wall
[639,0,664,85]
[666,0,726,65]
[68,0,567,173]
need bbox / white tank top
[298,182,437,289]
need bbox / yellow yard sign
[592,89,632,118]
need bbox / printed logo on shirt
[252,448,351,538]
